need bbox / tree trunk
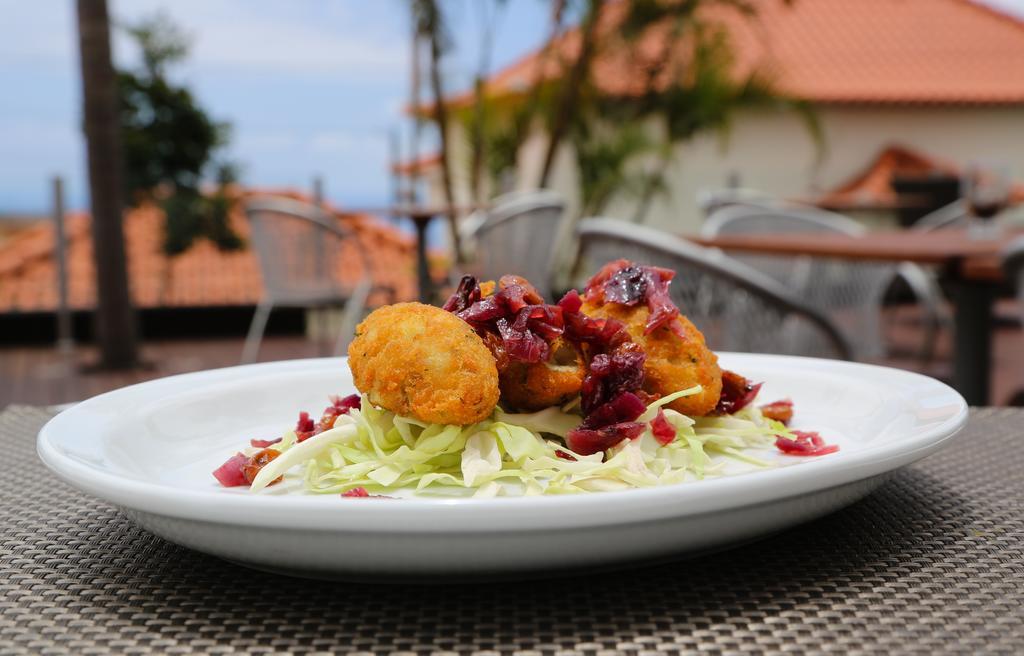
[505,0,566,187]
[468,1,504,205]
[427,31,463,264]
[408,26,422,205]
[632,149,673,224]
[76,0,139,368]
[469,74,486,205]
[538,0,602,188]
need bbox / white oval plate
[38,354,966,580]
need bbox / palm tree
[538,0,606,188]
[76,0,138,368]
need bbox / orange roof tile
[0,189,418,314]
[391,153,442,176]
[454,0,1024,107]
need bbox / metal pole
[52,175,74,354]
[409,23,421,206]
[312,175,324,207]
[389,127,401,207]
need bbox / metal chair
[576,218,852,359]
[242,196,373,364]
[913,200,968,232]
[701,204,894,360]
[460,190,566,300]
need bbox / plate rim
[37,353,968,532]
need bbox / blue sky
[0,0,552,213]
[2,0,1023,214]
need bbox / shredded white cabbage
[247,387,799,497]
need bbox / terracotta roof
[0,189,418,314]
[453,0,1024,107]
[816,144,1024,209]
[391,153,442,176]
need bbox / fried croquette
[580,301,723,416]
[498,337,586,411]
[347,303,499,425]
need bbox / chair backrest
[245,196,369,306]
[468,190,566,299]
[700,204,892,360]
[696,188,782,218]
[702,204,866,238]
[912,200,968,233]
[575,218,852,359]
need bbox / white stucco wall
[425,103,1024,250]
[612,105,1024,232]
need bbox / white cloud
[110,0,407,78]
[309,130,384,154]
[0,1,75,63]
[981,0,1024,17]
[235,131,300,152]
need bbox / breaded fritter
[347,302,499,425]
[580,301,722,416]
[498,337,586,411]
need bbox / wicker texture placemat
[2,405,1023,655]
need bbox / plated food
[213,260,837,497]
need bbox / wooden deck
[2,320,1023,409]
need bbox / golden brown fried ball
[580,301,723,416]
[347,302,499,425]
[498,337,586,412]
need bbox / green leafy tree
[618,0,821,222]
[117,13,242,255]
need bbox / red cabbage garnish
[650,409,676,446]
[555,449,578,461]
[494,304,565,363]
[563,311,630,351]
[760,399,794,425]
[250,437,282,448]
[557,288,583,313]
[713,370,763,415]
[581,345,647,415]
[319,394,361,431]
[295,411,316,441]
[443,275,634,363]
[581,391,646,429]
[212,453,249,487]
[775,430,838,456]
[444,275,567,364]
[583,259,685,336]
[566,422,646,456]
[567,343,649,456]
[292,395,362,442]
[330,394,362,413]
[442,275,481,313]
[601,264,648,306]
[341,487,392,498]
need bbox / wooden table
[691,229,1015,405]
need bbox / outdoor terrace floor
[3,311,1023,409]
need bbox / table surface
[691,229,1013,282]
[3,405,1023,654]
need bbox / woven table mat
[2,406,1023,655]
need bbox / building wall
[426,104,1024,251]
[514,104,1024,233]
